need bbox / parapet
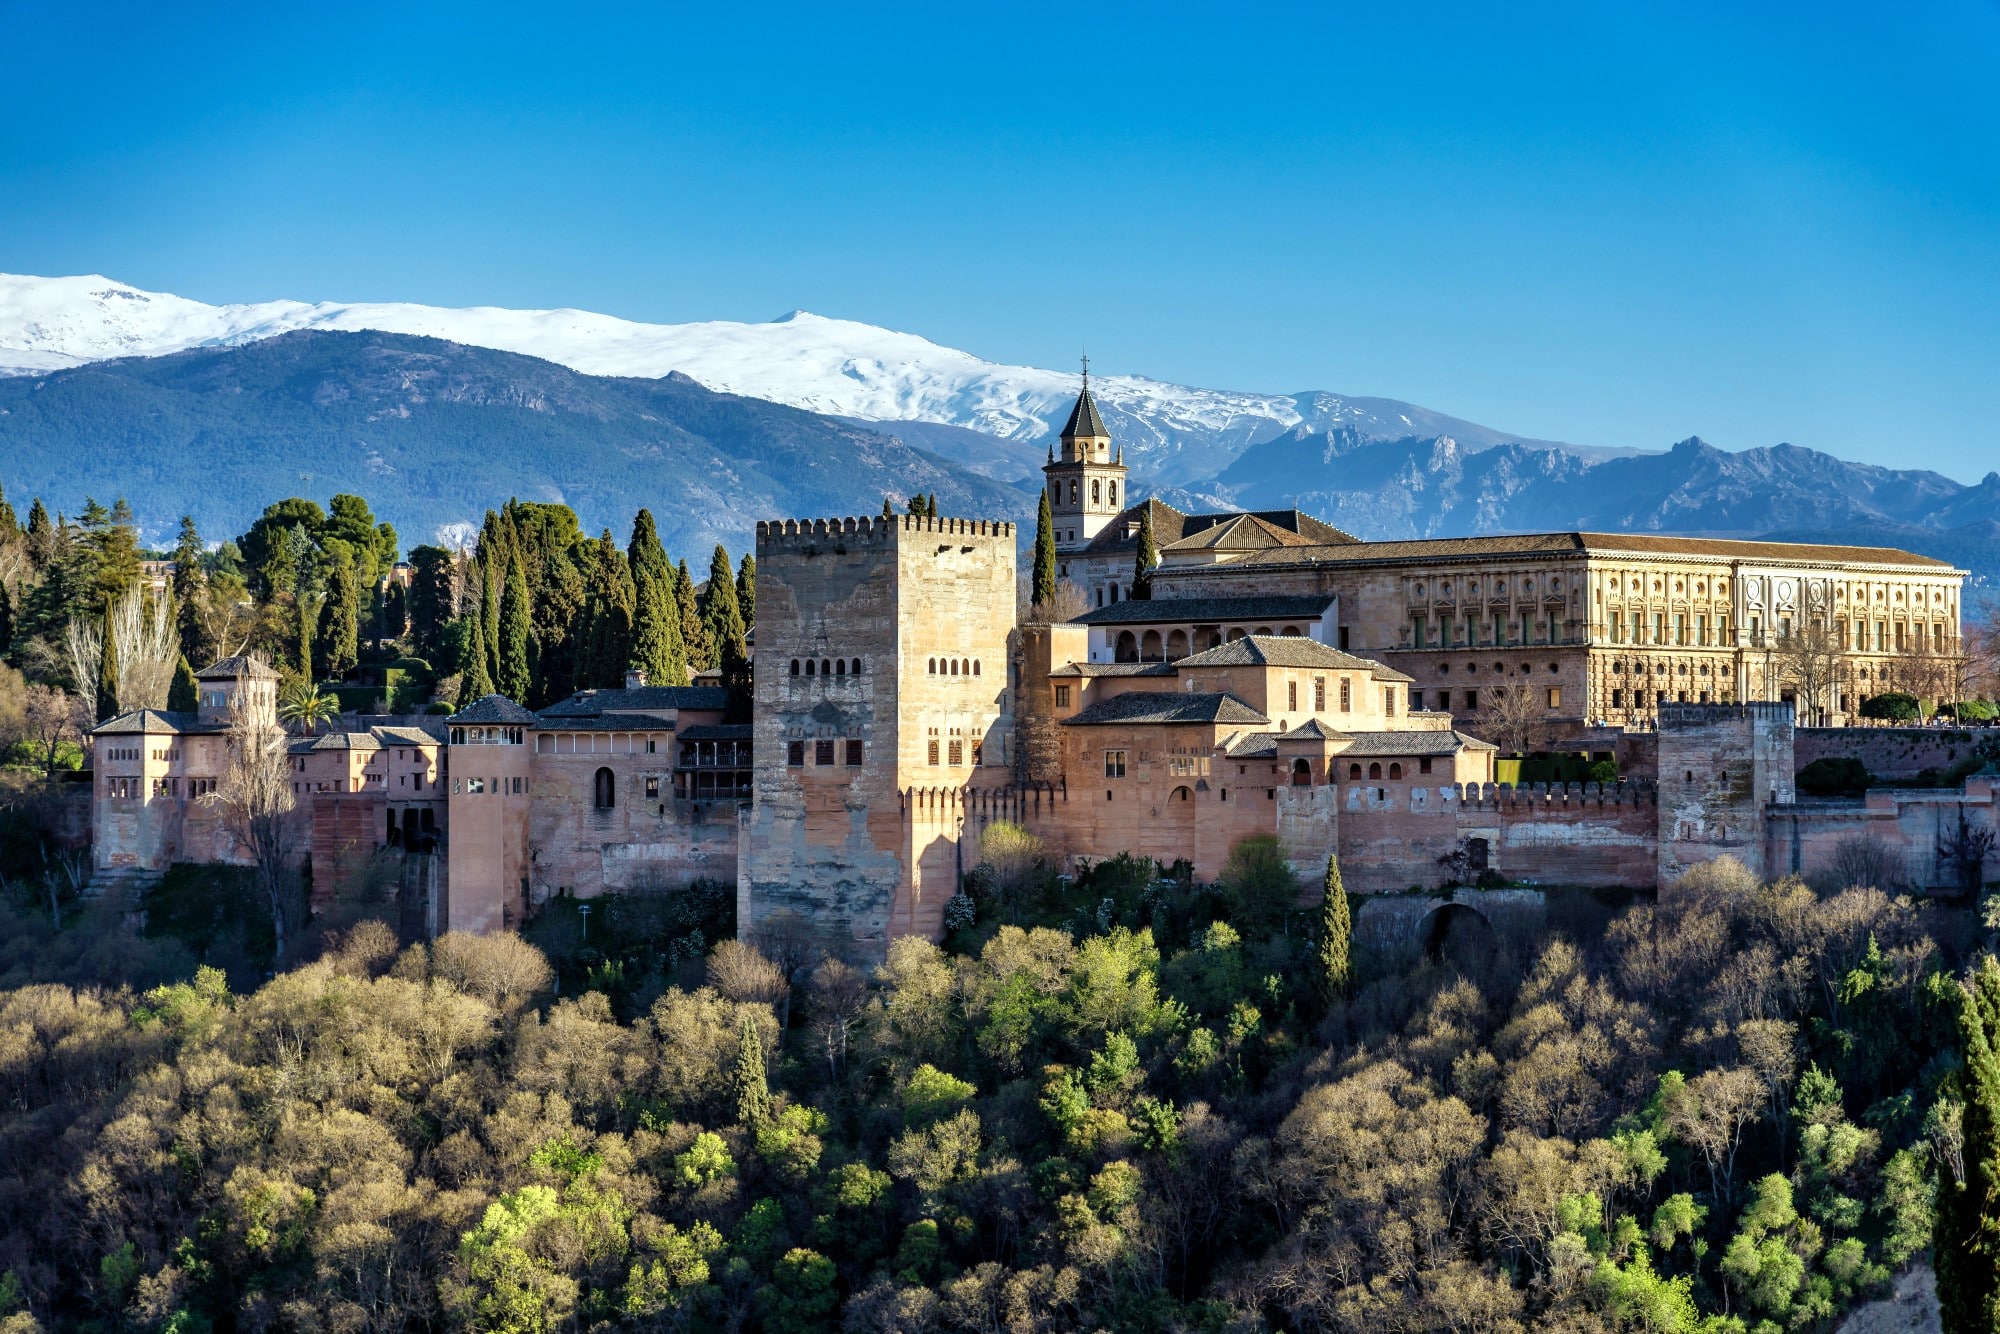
[1454,779,1658,811]
[755,514,1016,552]
[1658,702,1795,729]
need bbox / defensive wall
[1794,726,1999,782]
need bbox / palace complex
[90,384,1995,957]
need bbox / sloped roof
[1213,530,1957,572]
[1159,512,1317,554]
[1061,691,1270,727]
[677,724,754,742]
[90,709,222,736]
[1336,730,1498,757]
[1176,635,1414,682]
[453,695,540,725]
[1067,593,1335,626]
[1061,386,1110,439]
[195,654,279,681]
[371,724,445,746]
[307,731,381,751]
[1279,718,1344,741]
[1074,498,1356,560]
[1048,662,1178,678]
[539,686,731,718]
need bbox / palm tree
[277,676,341,735]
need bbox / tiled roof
[677,724,754,741]
[1061,691,1270,727]
[1159,512,1317,554]
[1176,635,1415,681]
[371,724,445,746]
[453,695,540,725]
[1075,500,1356,560]
[1067,594,1334,626]
[1214,531,1957,571]
[1336,730,1498,757]
[1048,662,1178,678]
[1223,732,1279,758]
[1061,386,1110,438]
[195,654,280,681]
[1280,718,1344,740]
[90,709,222,736]
[539,686,731,717]
[308,731,381,751]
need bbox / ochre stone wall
[1657,703,1795,883]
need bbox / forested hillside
[0,840,1994,1334]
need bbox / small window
[852,658,862,675]
[1548,687,1562,708]
[1465,690,1477,711]
[815,739,835,766]
[593,767,615,809]
[1368,762,1382,779]
[950,660,959,676]
[1104,749,1127,779]
[835,659,846,676]
[1288,681,1298,711]
[1055,685,1072,707]
[1313,677,1326,710]
[787,741,805,767]
[1419,756,1433,774]
[948,740,964,766]
[806,659,816,676]
[972,660,981,676]
[928,740,940,765]
[821,659,831,676]
[466,777,485,794]
[790,659,800,676]
[1389,763,1402,780]
[928,658,936,674]
[645,776,660,798]
[845,739,863,766]
[1339,678,1351,711]
[1348,763,1362,780]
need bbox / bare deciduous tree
[22,684,79,779]
[806,957,867,1079]
[1772,622,1842,725]
[63,585,182,715]
[1476,682,1547,757]
[210,694,304,965]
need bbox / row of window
[1411,615,1565,649]
[457,776,529,795]
[1411,687,1560,711]
[787,739,866,767]
[790,658,864,677]
[1282,677,1353,712]
[927,658,982,677]
[452,726,525,745]
[1609,689,1731,708]
[1050,477,1118,508]
[102,774,216,798]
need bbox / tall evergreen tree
[882,497,895,520]
[168,654,199,713]
[477,517,506,690]
[735,1015,770,1128]
[1131,505,1159,600]
[907,495,927,518]
[1316,855,1352,1004]
[461,618,495,700]
[1938,955,2000,1333]
[96,602,120,723]
[0,483,18,539]
[676,559,712,674]
[406,546,456,662]
[736,552,756,630]
[1032,489,1058,610]
[927,492,939,518]
[0,582,12,660]
[171,516,212,667]
[580,530,636,688]
[627,510,687,687]
[24,498,55,572]
[316,556,361,681]
[498,551,533,702]
[380,581,408,643]
[704,545,751,718]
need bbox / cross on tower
[1080,352,1089,390]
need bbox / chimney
[625,669,647,690]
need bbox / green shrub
[1859,692,1921,722]
[1797,757,1870,795]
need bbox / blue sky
[3,1,1998,479]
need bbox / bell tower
[1042,357,1127,553]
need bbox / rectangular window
[1696,614,1708,646]
[1675,614,1687,645]
[1465,690,1478,711]
[947,740,964,766]
[1054,685,1071,707]
[1104,749,1127,779]
[1411,616,1425,649]
[787,740,805,767]
[466,778,485,794]
[1384,687,1397,716]
[845,739,863,766]
[972,742,983,767]
[1653,613,1666,645]
[1548,686,1562,709]
[1610,611,1623,643]
[645,776,659,798]
[1410,689,1423,711]
[816,739,835,766]
[1339,678,1351,711]
[927,740,940,766]
[1612,688,1624,708]
[1313,677,1325,710]
[1288,681,1297,711]
[1419,756,1434,774]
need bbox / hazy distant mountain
[0,273,1593,485]
[0,330,1028,558]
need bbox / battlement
[1659,701,1795,728]
[1456,779,1658,811]
[754,515,1016,553]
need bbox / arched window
[1171,785,1191,803]
[821,659,831,676]
[1348,763,1363,780]
[789,659,800,676]
[593,767,615,809]
[851,658,862,675]
[1091,480,1101,505]
[1068,480,1078,504]
[1115,631,1139,663]
[805,659,816,676]
[1389,763,1403,780]
[1291,759,1311,786]
[1368,762,1382,779]
[972,660,981,676]
[834,658,845,676]
[949,659,959,676]
[928,658,936,674]
[1109,481,1118,505]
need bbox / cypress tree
[735,1015,770,1128]
[498,551,533,702]
[1937,955,2000,1333]
[0,484,17,539]
[461,626,495,701]
[317,555,361,680]
[627,511,687,687]
[0,581,12,659]
[581,530,635,688]
[1316,854,1352,1003]
[168,654,199,713]
[736,552,756,630]
[1032,489,1058,610]
[704,545,751,718]
[25,498,55,572]
[96,602,120,723]
[677,559,711,674]
[882,497,895,520]
[480,543,503,690]
[171,516,210,662]
[1131,505,1159,600]
[927,492,939,518]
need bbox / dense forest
[1,833,1998,1334]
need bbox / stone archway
[1416,901,1496,963]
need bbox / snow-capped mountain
[0,274,1579,484]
